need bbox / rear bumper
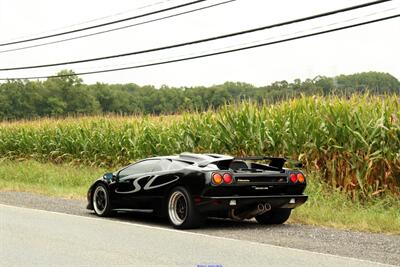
[196,194,308,214]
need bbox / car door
[114,159,161,209]
[134,159,185,212]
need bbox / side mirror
[103,172,115,181]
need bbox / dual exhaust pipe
[230,202,272,221]
[256,202,272,214]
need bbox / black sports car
[87,153,308,229]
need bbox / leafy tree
[0,70,398,120]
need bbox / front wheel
[167,187,204,229]
[92,184,113,217]
[255,208,292,224]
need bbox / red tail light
[223,173,233,184]
[290,173,297,183]
[212,173,223,185]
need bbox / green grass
[0,160,398,234]
[290,172,400,234]
[0,159,106,198]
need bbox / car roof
[147,152,233,165]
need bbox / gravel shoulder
[1,190,399,266]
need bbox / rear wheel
[255,208,292,224]
[167,187,204,229]
[92,184,113,217]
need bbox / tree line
[0,70,398,120]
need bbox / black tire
[255,208,292,225]
[167,186,205,229]
[92,183,113,217]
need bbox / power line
[72,7,398,73]
[0,0,208,47]
[2,13,398,80]
[0,0,236,54]
[1,0,174,43]
[0,0,392,71]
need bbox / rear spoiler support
[234,156,303,169]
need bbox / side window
[119,160,161,177]
[153,159,171,172]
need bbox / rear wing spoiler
[195,154,302,170]
[234,156,303,169]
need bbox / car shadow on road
[87,210,288,231]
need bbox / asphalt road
[1,204,396,267]
[0,191,399,266]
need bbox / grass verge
[0,159,398,234]
[290,174,400,234]
[0,159,105,199]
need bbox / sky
[0,0,399,87]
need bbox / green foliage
[0,71,398,120]
[0,95,399,200]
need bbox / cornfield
[0,94,399,198]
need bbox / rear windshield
[168,160,193,170]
